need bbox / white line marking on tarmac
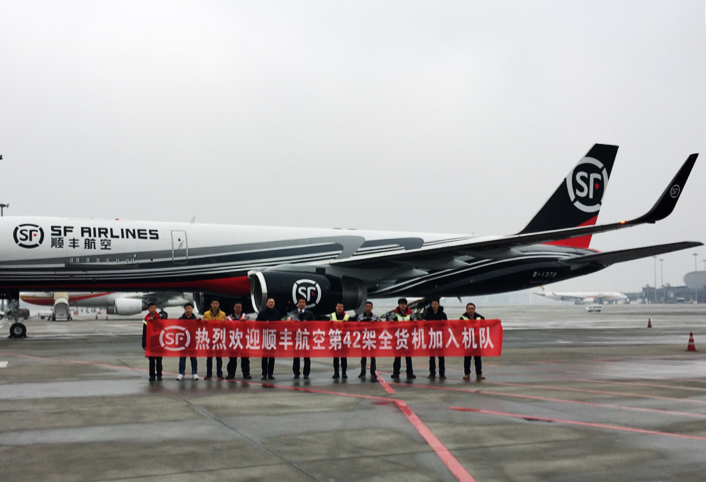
[0,362,8,368]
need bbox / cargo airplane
[1,144,701,338]
[20,292,194,321]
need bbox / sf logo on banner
[565,157,609,213]
[159,326,191,351]
[292,279,322,308]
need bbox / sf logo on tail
[565,157,609,213]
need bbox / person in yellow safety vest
[460,302,485,380]
[142,302,162,381]
[389,297,416,380]
[202,299,227,380]
[330,302,350,379]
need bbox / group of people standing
[142,297,486,382]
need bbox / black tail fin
[518,144,619,248]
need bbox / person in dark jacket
[460,302,486,380]
[256,297,281,380]
[389,298,415,380]
[226,302,251,380]
[358,301,380,382]
[424,299,448,379]
[177,303,200,380]
[287,297,314,379]
[142,302,162,381]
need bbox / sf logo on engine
[13,224,45,249]
[159,326,191,351]
[565,157,609,213]
[292,279,322,308]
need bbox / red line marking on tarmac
[375,370,396,394]
[474,379,706,405]
[572,378,706,393]
[450,406,706,442]
[396,400,476,482]
[389,381,706,419]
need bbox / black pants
[464,356,482,375]
[261,357,275,377]
[392,357,414,377]
[227,357,250,378]
[293,358,311,377]
[333,357,347,375]
[360,357,376,375]
[429,357,445,376]
[207,357,223,377]
[148,357,163,379]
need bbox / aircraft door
[171,231,188,264]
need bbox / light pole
[659,258,664,302]
[0,204,8,217]
[694,253,698,303]
[653,256,657,303]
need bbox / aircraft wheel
[159,310,168,319]
[9,323,26,338]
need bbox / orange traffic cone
[647,319,652,328]
[686,332,697,352]
[105,314,109,320]
[95,314,98,320]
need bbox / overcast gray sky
[1,1,705,294]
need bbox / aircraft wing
[328,154,698,269]
[560,241,703,268]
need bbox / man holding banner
[461,302,486,380]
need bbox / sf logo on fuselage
[565,157,609,213]
[13,224,44,249]
[159,326,191,351]
[292,279,322,308]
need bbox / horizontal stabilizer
[561,241,703,267]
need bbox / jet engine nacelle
[108,298,145,316]
[249,271,366,315]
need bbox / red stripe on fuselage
[21,292,116,306]
[544,216,597,249]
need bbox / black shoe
[407,374,416,379]
[261,375,267,380]
[148,376,156,381]
[204,376,212,380]
[243,375,252,380]
[332,373,340,379]
[371,377,378,383]
[428,374,435,379]
[156,376,162,381]
[303,375,309,379]
[391,374,400,379]
[358,372,366,379]
[439,374,446,379]
[268,375,275,380]
[217,376,225,381]
[225,376,234,380]
[342,373,348,379]
[293,375,300,379]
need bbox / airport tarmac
[1,303,705,482]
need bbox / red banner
[145,319,503,358]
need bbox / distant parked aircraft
[533,286,628,304]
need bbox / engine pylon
[686,332,697,352]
